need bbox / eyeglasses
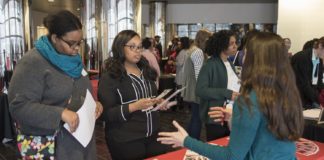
[124,44,143,52]
[59,37,84,49]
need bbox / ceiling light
[48,0,54,2]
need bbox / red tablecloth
[146,137,324,160]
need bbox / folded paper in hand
[64,89,96,147]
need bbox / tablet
[156,89,172,99]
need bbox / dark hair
[205,30,235,57]
[302,38,318,51]
[43,10,82,38]
[104,30,157,81]
[142,37,152,49]
[180,37,190,49]
[313,37,324,49]
[238,29,260,51]
[240,32,303,141]
[237,37,245,51]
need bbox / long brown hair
[240,32,304,141]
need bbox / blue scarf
[35,36,83,78]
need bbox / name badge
[312,77,318,85]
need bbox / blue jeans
[186,102,202,140]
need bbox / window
[189,24,202,39]
[0,0,24,72]
[176,23,276,43]
[177,24,188,37]
[216,24,231,32]
[203,23,215,32]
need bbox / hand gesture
[155,98,168,111]
[208,107,232,125]
[129,98,157,112]
[61,108,79,133]
[95,101,103,119]
[231,92,240,101]
[157,121,188,148]
[160,101,177,111]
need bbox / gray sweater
[8,49,96,160]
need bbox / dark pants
[186,102,202,140]
[106,133,169,160]
[205,123,230,141]
[173,85,185,111]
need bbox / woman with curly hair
[196,30,239,141]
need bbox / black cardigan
[98,72,159,142]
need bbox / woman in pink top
[142,37,161,85]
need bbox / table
[303,119,324,143]
[146,137,324,160]
[0,93,15,142]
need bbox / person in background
[182,29,212,140]
[303,38,319,51]
[163,59,176,74]
[155,35,163,59]
[166,36,180,59]
[232,29,259,67]
[283,38,292,57]
[8,10,102,160]
[142,37,161,83]
[148,37,161,63]
[98,30,170,160]
[291,37,324,109]
[158,32,304,160]
[175,37,191,111]
[196,30,239,141]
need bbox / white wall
[31,10,48,41]
[142,3,277,24]
[277,0,324,54]
[142,4,149,24]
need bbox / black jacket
[291,49,324,108]
[98,72,159,142]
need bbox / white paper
[152,87,186,111]
[64,89,96,147]
[82,69,88,76]
[183,149,209,160]
[183,144,219,160]
[142,89,172,112]
[228,80,241,93]
[303,108,321,120]
[156,89,172,99]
